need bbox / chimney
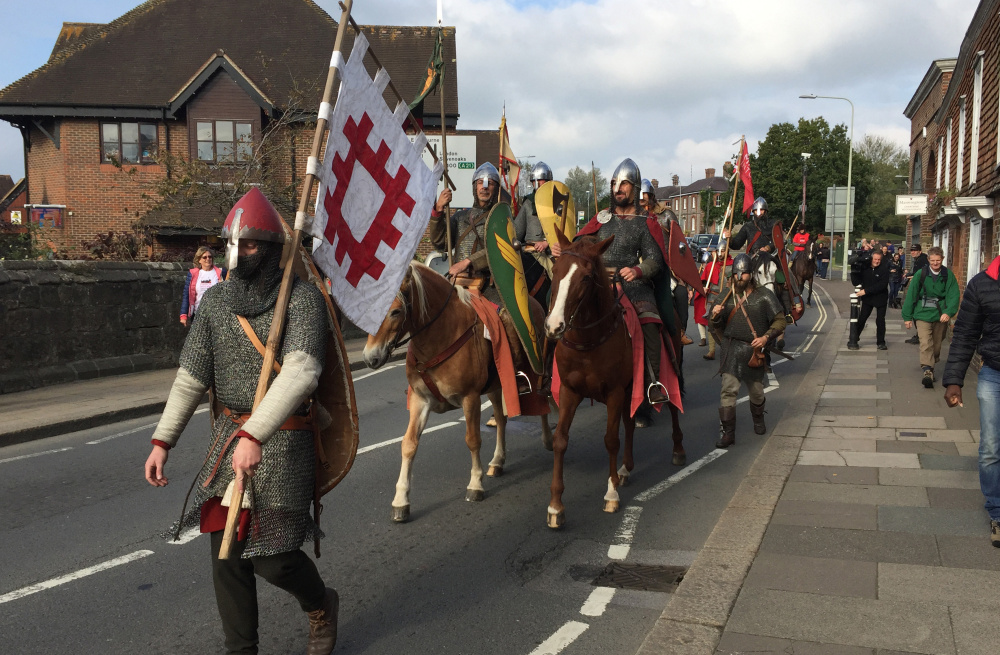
[671,174,679,186]
[650,179,659,189]
[705,168,716,179]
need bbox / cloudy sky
[0,0,980,186]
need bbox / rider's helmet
[750,196,768,218]
[530,161,554,186]
[473,162,501,189]
[732,253,753,278]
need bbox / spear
[590,161,599,216]
[705,136,744,305]
[219,0,355,560]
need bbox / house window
[101,122,157,164]
[714,193,721,207]
[196,120,253,163]
[957,98,966,189]
[936,137,943,190]
[945,118,952,188]
[971,55,983,185]
[912,152,923,195]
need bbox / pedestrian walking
[180,246,226,326]
[904,243,929,344]
[710,254,787,448]
[849,250,889,350]
[943,254,1000,546]
[902,246,959,388]
[145,189,339,655]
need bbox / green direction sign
[457,162,474,169]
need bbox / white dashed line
[580,587,616,617]
[528,621,589,655]
[166,528,202,545]
[633,448,728,503]
[355,420,461,455]
[352,362,404,382]
[0,550,155,605]
[0,447,74,465]
[607,506,642,560]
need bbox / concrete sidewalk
[0,336,389,447]
[637,279,993,654]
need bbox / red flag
[739,140,754,214]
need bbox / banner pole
[437,27,453,268]
[219,0,355,561]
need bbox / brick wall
[0,260,188,393]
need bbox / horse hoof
[487,465,504,477]
[542,436,554,452]
[672,453,687,466]
[391,505,410,522]
[465,489,485,502]
[547,510,564,529]
[604,500,620,513]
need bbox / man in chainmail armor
[710,253,787,449]
[428,162,541,396]
[568,158,670,404]
[144,188,339,655]
[512,161,556,292]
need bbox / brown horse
[363,262,552,522]
[543,232,685,529]
[791,238,818,307]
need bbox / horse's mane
[408,261,470,323]
[560,237,612,292]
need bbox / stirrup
[516,371,533,395]
[646,381,668,405]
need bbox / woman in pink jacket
[179,247,226,326]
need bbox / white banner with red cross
[309,33,444,334]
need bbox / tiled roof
[0,0,458,118]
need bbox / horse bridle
[555,250,625,349]
[386,281,456,354]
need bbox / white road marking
[580,586,616,617]
[355,420,461,455]
[528,621,589,655]
[166,528,202,545]
[0,447,74,465]
[607,506,643,560]
[633,449,728,503]
[0,550,155,605]
[86,406,208,445]
[352,362,403,382]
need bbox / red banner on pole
[739,140,754,214]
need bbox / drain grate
[899,431,927,438]
[592,563,686,592]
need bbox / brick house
[0,0,459,260]
[656,169,728,234]
[905,0,999,291]
[0,175,26,230]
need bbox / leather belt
[407,323,477,403]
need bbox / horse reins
[556,251,626,351]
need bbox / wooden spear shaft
[219,0,355,561]
[714,136,745,298]
[438,33,453,268]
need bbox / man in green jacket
[902,246,960,388]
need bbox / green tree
[699,188,726,230]
[853,134,909,235]
[565,165,608,216]
[723,118,874,237]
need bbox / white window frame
[945,118,953,188]
[968,219,982,282]
[971,55,983,185]
[936,137,944,190]
[941,229,950,266]
[957,98,966,189]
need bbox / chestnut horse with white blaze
[363,262,552,522]
[544,231,685,529]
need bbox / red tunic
[792,232,810,252]
[693,256,726,326]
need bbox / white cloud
[0,0,980,187]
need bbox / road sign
[895,194,929,215]
[825,186,855,232]
[410,135,477,208]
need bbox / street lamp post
[800,94,854,281]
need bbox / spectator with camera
[902,246,959,388]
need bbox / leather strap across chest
[407,322,477,403]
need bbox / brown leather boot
[703,335,716,360]
[306,588,339,655]
[749,398,767,435]
[716,406,736,448]
[680,330,694,345]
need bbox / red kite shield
[771,223,804,322]
[663,221,705,296]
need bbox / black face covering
[223,241,284,317]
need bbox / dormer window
[196,120,253,163]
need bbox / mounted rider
[792,224,810,254]
[428,162,542,394]
[513,161,557,298]
[726,196,795,323]
[568,158,672,405]
[643,184,694,347]
[710,253,787,449]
